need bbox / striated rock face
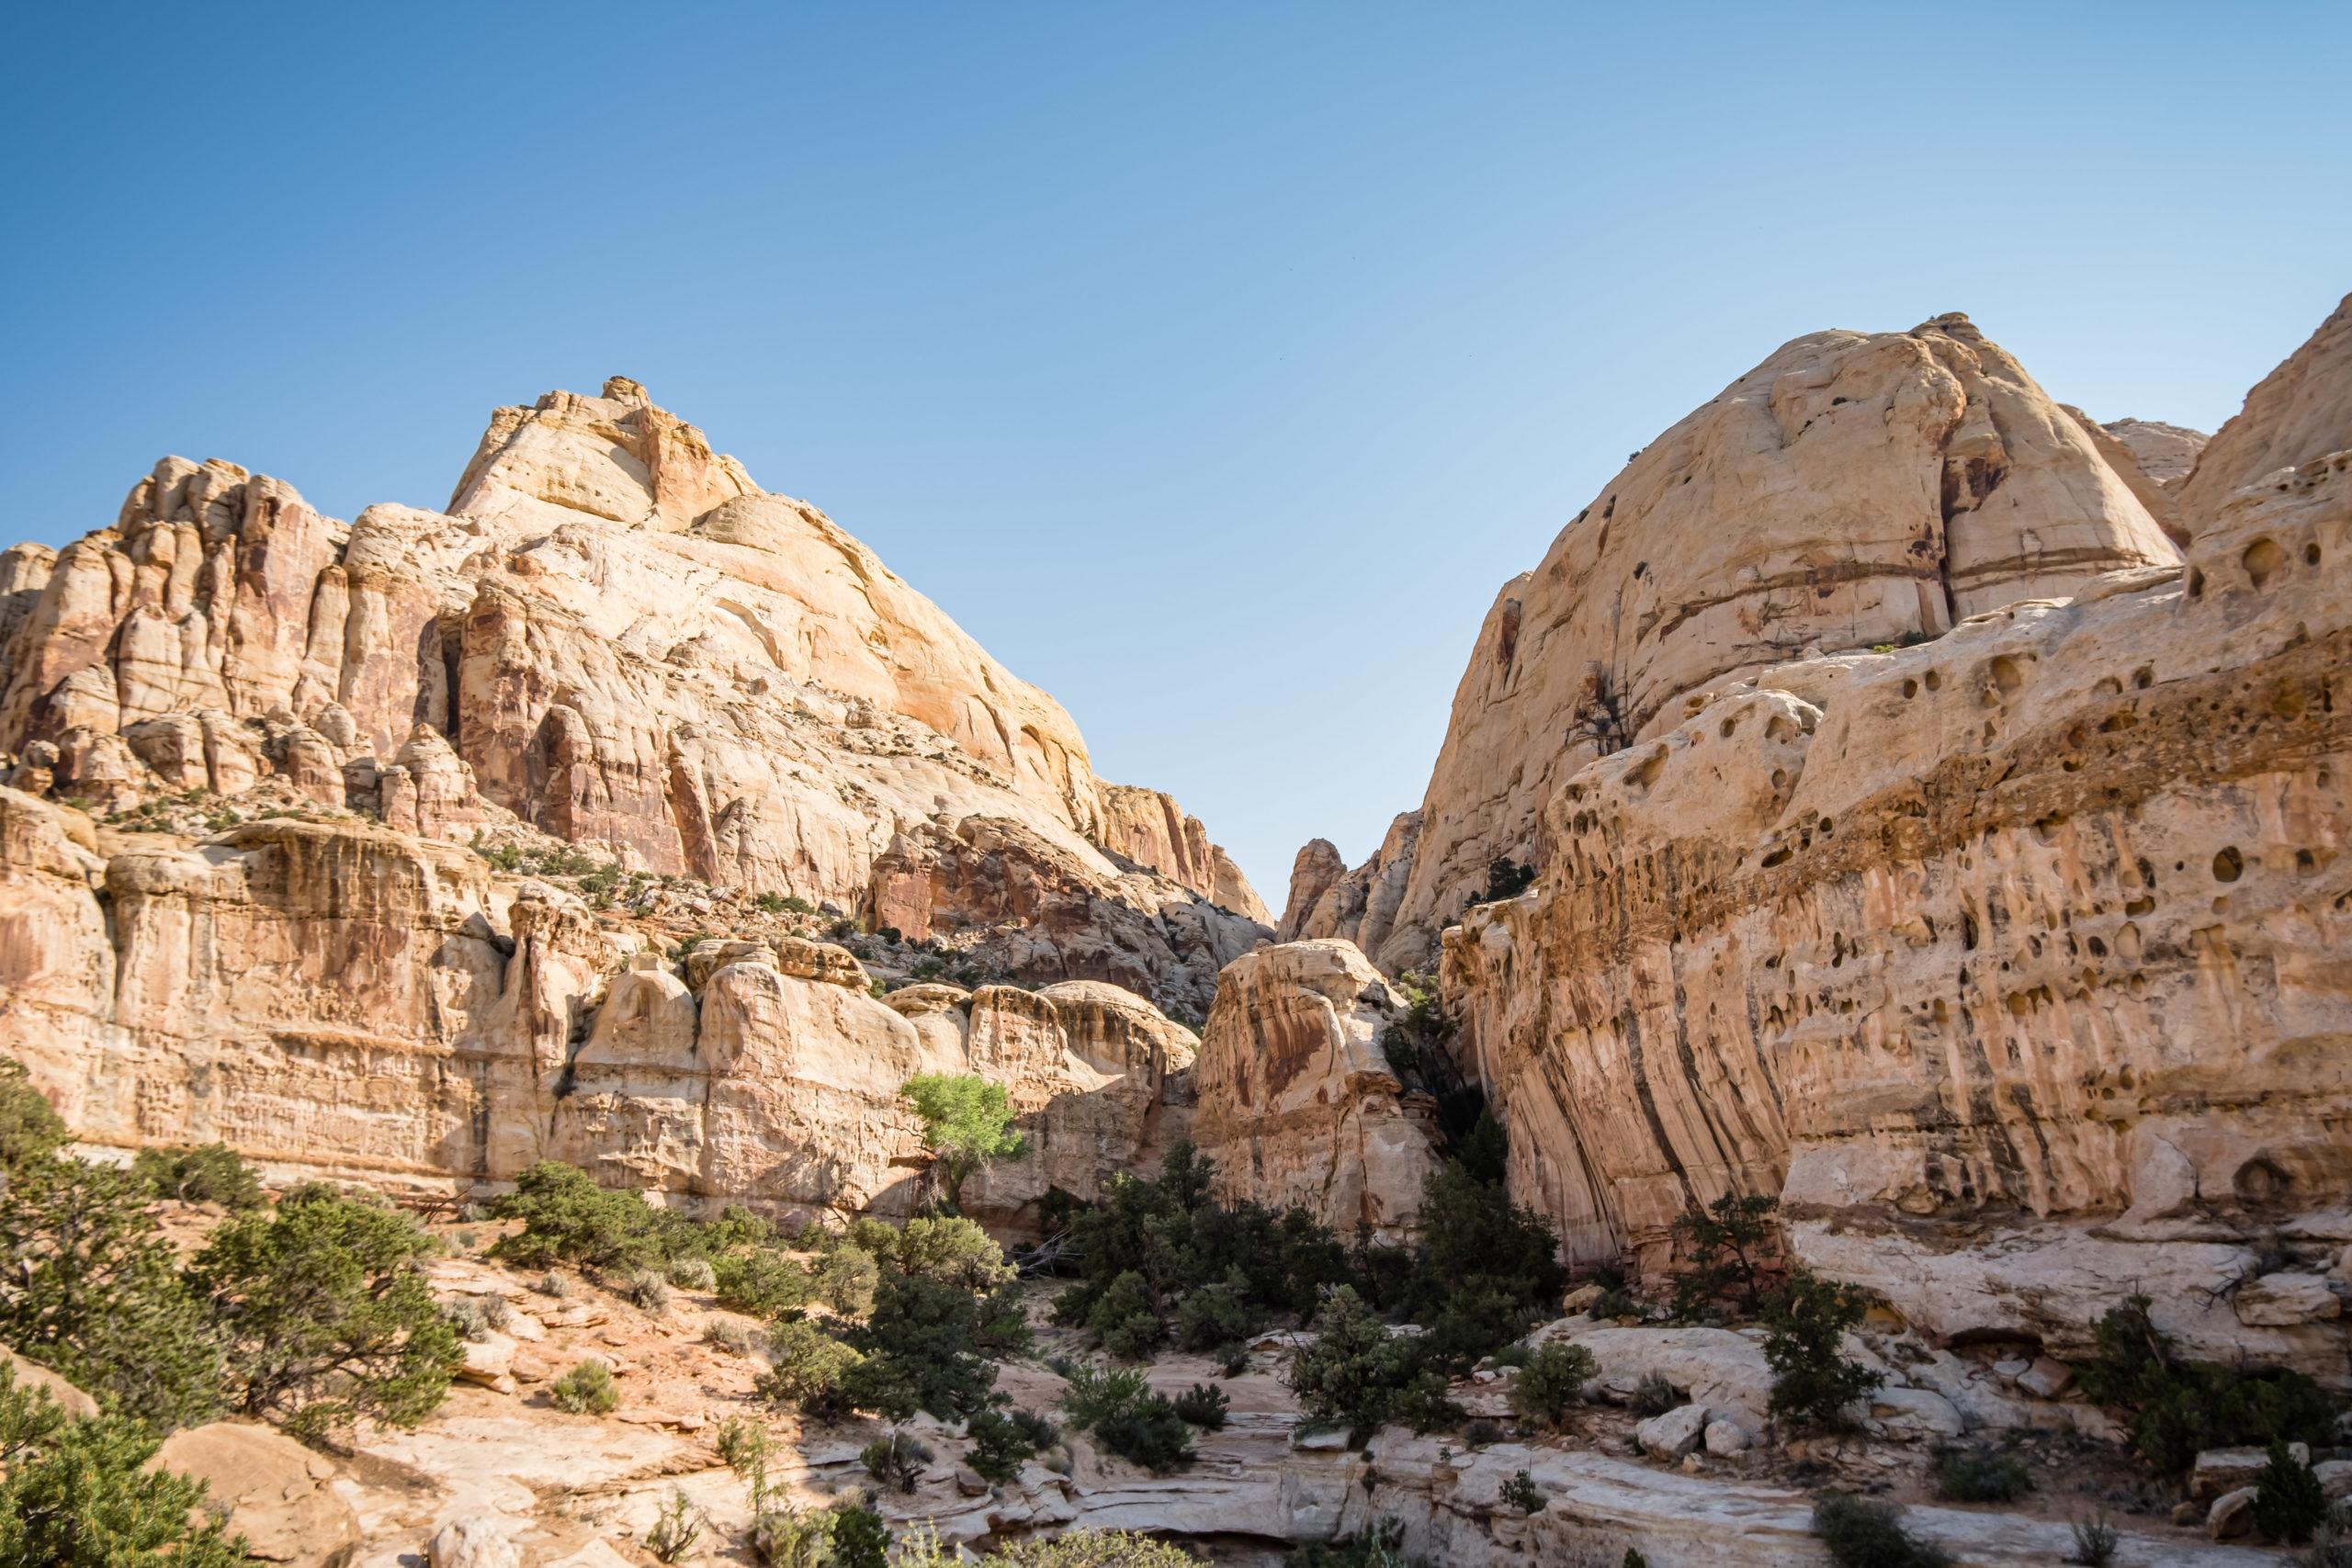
[1292,314,2181,973]
[1095,782,1270,922]
[2176,291,2352,530]
[1430,300,2352,1376]
[0,379,1265,1015]
[1192,939,1440,1238]
[0,378,1261,1218]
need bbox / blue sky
[4,3,2346,901]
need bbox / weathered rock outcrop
[1425,301,2352,1377]
[2176,290,2352,530]
[0,378,1265,1015]
[1292,314,2182,971]
[0,379,1262,1216]
[1192,939,1440,1238]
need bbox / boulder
[2234,1272,2342,1327]
[151,1421,360,1568]
[2193,1444,2310,1501]
[2208,1486,2257,1540]
[1635,1403,1711,1461]
[5,1349,97,1417]
[1702,1419,1749,1456]
[429,1515,525,1568]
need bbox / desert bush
[1498,1469,1543,1514]
[443,1298,496,1341]
[1087,1270,1165,1359]
[1668,1192,1776,1322]
[550,1359,618,1415]
[2079,1292,2338,1472]
[2066,1514,2119,1567]
[0,1059,69,1178]
[0,1155,224,1429]
[892,1215,1015,1292]
[859,1429,932,1492]
[712,1247,811,1316]
[1761,1272,1881,1433]
[1285,1286,1426,1435]
[1380,1146,1566,1370]
[538,1269,573,1298]
[623,1269,672,1315]
[665,1256,717,1291]
[835,1269,1026,1421]
[1510,1340,1596,1429]
[1628,1373,1679,1417]
[0,1361,249,1568]
[1810,1493,1951,1568]
[1932,1443,2032,1503]
[965,1406,1046,1483]
[644,1488,703,1563]
[1463,1418,1504,1448]
[1095,1393,1195,1471]
[1062,1363,1153,1429]
[1287,1519,1415,1568]
[2292,1512,2352,1568]
[993,1530,1203,1568]
[756,1319,862,1418]
[1174,1269,1258,1351]
[489,1161,695,1276]
[1174,1382,1229,1429]
[813,1244,880,1315]
[705,1318,759,1355]
[2257,1438,2331,1544]
[130,1143,266,1209]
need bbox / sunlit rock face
[0,378,1262,1217]
[1428,299,2352,1376]
[1291,313,2183,974]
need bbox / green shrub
[1462,1418,1504,1448]
[2079,1292,2338,1472]
[130,1144,266,1209]
[705,1318,759,1355]
[965,1406,1043,1483]
[1062,1363,1153,1430]
[0,1156,224,1429]
[550,1359,619,1415]
[644,1488,703,1563]
[1623,1552,1649,1568]
[665,1256,717,1291]
[893,1215,1015,1292]
[191,1183,462,1439]
[1761,1272,1882,1433]
[1668,1192,1777,1322]
[1629,1372,1679,1417]
[1096,1393,1194,1471]
[2256,1439,2330,1544]
[1382,1151,1565,1370]
[713,1248,811,1316]
[860,1429,932,1492]
[1287,1286,1415,1432]
[814,1244,879,1314]
[1509,1340,1596,1429]
[1173,1382,1229,1429]
[1498,1469,1543,1514]
[488,1161,695,1276]
[0,1059,69,1177]
[1932,1443,2032,1503]
[1087,1270,1165,1359]
[1389,1368,1464,1434]
[0,1362,249,1568]
[836,1269,1025,1421]
[1173,1269,1258,1350]
[1810,1493,1951,1568]
[826,1497,891,1568]
[1216,1341,1251,1378]
[2066,1514,2119,1567]
[899,1074,1029,1211]
[755,1319,862,1417]
[1287,1519,1416,1568]
[623,1268,672,1315]
[993,1530,1204,1568]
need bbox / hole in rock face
[2212,847,2245,883]
[2242,537,2285,588]
[2132,666,2154,690]
[1988,655,2027,696]
[2186,568,2206,598]
[1902,678,1918,698]
[1720,716,1736,739]
[1925,670,1943,692]
[2306,542,2323,567]
[2234,1157,2291,1209]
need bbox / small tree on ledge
[899,1074,1027,1213]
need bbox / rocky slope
[1287,294,2352,1382]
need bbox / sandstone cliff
[0,377,1265,1016]
[1375,299,2352,1377]
[1288,314,2184,973]
[0,378,1267,1221]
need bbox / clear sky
[4,3,2346,903]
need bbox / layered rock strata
[0,378,1266,1016]
[1415,300,2352,1375]
[1288,314,2184,972]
